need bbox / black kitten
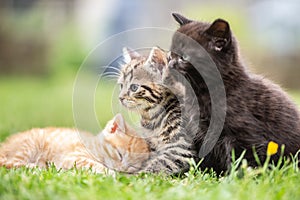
[169,13,300,174]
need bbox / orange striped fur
[0,114,149,173]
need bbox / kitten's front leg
[62,157,116,175]
[90,162,116,175]
[129,144,196,175]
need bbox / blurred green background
[0,0,299,139]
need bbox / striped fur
[0,114,149,173]
[118,47,196,174]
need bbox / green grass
[1,75,300,200]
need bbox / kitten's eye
[129,84,139,92]
[119,84,123,90]
[181,54,189,61]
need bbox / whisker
[102,72,120,76]
[101,75,119,80]
[117,60,126,67]
[94,66,121,74]
[106,66,121,73]
[103,70,121,74]
[102,72,121,77]
[102,73,120,78]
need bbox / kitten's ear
[172,13,192,26]
[146,46,168,66]
[205,19,231,51]
[145,46,167,74]
[110,113,126,134]
[123,47,141,63]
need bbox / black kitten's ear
[172,13,192,26]
[122,47,141,63]
[205,19,231,51]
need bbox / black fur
[170,13,300,174]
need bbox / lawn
[1,74,300,200]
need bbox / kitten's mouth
[120,99,139,109]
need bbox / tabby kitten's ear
[110,113,126,134]
[123,47,141,63]
[146,46,168,66]
[205,19,231,52]
[172,13,192,26]
[145,46,167,74]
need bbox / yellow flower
[267,141,279,156]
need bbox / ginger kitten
[0,114,149,173]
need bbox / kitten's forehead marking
[121,59,145,82]
[123,67,133,82]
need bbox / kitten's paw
[25,163,38,168]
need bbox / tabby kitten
[118,47,196,174]
[169,13,300,174]
[0,114,149,173]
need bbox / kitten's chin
[123,105,142,111]
[120,100,141,110]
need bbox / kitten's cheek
[168,59,178,69]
